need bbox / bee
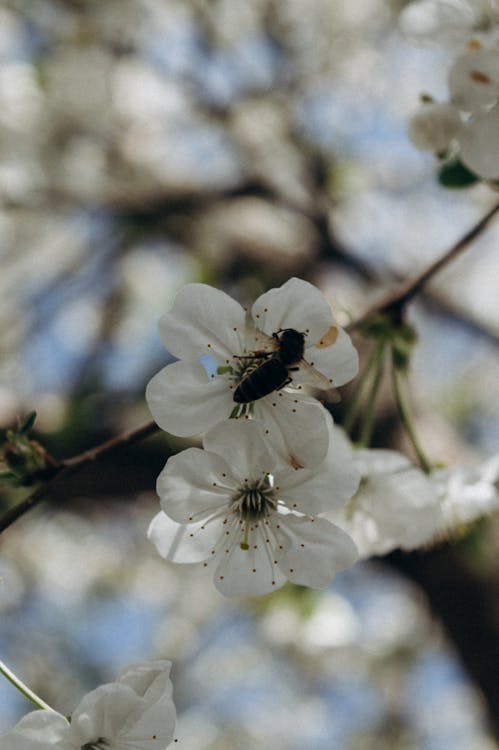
[233,327,339,404]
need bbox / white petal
[118,664,176,750]
[399,0,475,46]
[251,278,333,344]
[158,283,247,360]
[120,694,176,749]
[449,49,499,112]
[334,464,442,557]
[157,447,233,522]
[253,392,330,470]
[117,660,172,703]
[276,423,360,514]
[274,515,358,588]
[70,683,142,746]
[148,511,222,563]
[70,664,176,750]
[0,710,70,749]
[146,359,234,437]
[459,104,499,179]
[302,326,359,388]
[409,102,462,152]
[353,448,411,476]
[214,524,287,596]
[203,419,273,478]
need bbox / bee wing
[296,359,342,403]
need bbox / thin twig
[349,201,499,331]
[0,421,159,534]
[1,201,498,534]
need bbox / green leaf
[438,159,479,188]
[20,411,37,435]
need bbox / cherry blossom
[433,453,499,531]
[408,101,462,151]
[148,418,359,596]
[1,660,176,750]
[327,448,443,558]
[146,278,358,469]
[400,0,499,50]
[458,103,499,177]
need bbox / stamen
[231,475,277,550]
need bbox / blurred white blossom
[328,447,443,557]
[0,660,176,750]
[433,453,499,529]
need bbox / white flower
[400,0,499,50]
[433,453,499,530]
[409,101,462,151]
[327,449,443,558]
[449,48,499,111]
[148,418,359,596]
[1,660,175,750]
[458,102,499,177]
[146,278,358,469]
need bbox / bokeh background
[0,1,498,747]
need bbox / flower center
[230,475,277,550]
[82,740,109,750]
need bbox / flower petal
[148,511,223,563]
[353,448,410,476]
[302,326,359,387]
[0,710,70,749]
[146,359,234,437]
[251,278,333,343]
[459,104,499,180]
[254,391,330,470]
[157,447,234,522]
[276,423,360,514]
[70,683,142,746]
[158,283,247,360]
[274,515,358,588]
[203,419,274,478]
[214,524,287,596]
[118,660,172,703]
[118,665,176,750]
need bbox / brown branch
[349,200,499,331]
[0,420,159,534]
[2,201,499,534]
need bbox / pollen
[470,69,491,84]
[316,325,339,348]
[468,38,482,50]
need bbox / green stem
[391,359,432,474]
[343,343,383,436]
[358,342,386,448]
[0,659,55,712]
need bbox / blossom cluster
[146,277,499,586]
[146,278,362,596]
[401,0,499,180]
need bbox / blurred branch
[349,201,499,330]
[387,547,499,741]
[0,420,159,534]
